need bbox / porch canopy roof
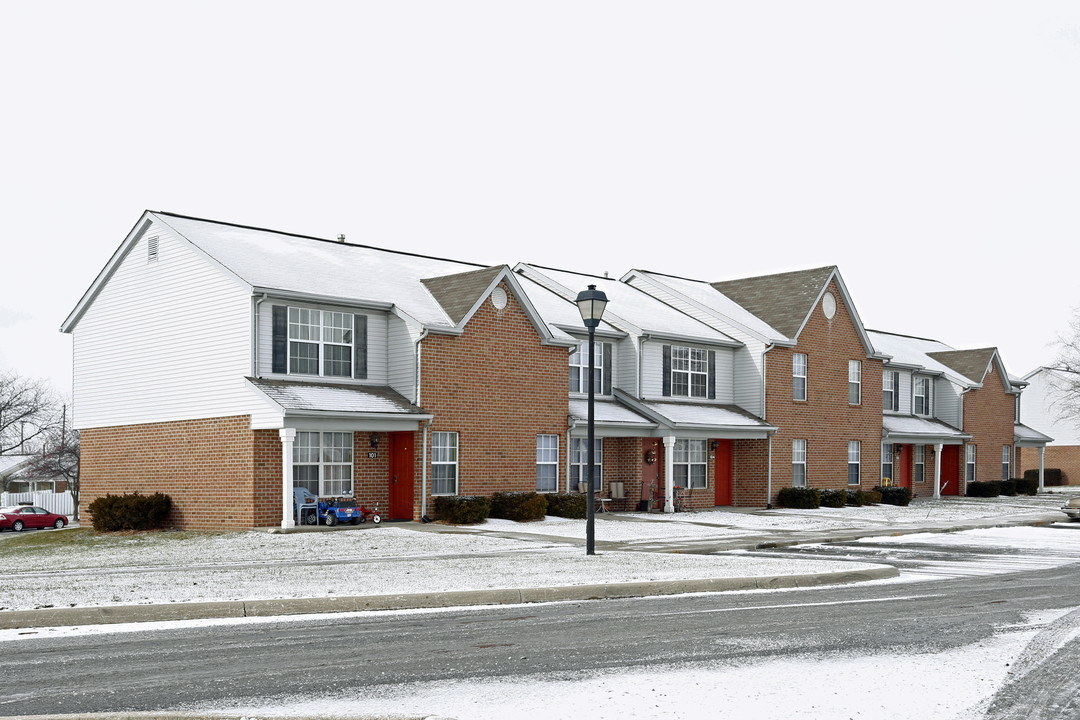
[610,390,776,439]
[568,399,657,438]
[882,415,969,445]
[246,378,433,432]
[1015,422,1054,447]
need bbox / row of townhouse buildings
[61,211,1054,529]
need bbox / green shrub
[88,492,172,532]
[999,478,1017,496]
[545,492,587,519]
[433,495,491,524]
[846,489,880,506]
[875,485,912,506]
[820,489,847,508]
[777,487,821,509]
[1013,477,1039,496]
[966,480,1001,498]
[1024,468,1063,486]
[489,492,547,522]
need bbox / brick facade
[418,282,569,517]
[1018,445,1080,485]
[960,363,1017,489]
[762,282,883,504]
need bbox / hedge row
[778,486,898,509]
[434,491,588,524]
[1024,468,1062,486]
[967,478,1039,498]
[88,492,172,532]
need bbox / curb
[0,565,897,631]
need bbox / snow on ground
[170,608,1072,720]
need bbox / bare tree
[1051,312,1080,423]
[27,406,80,520]
[0,371,59,455]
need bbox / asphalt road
[3,528,1080,717]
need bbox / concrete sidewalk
[2,499,1072,631]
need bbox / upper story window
[883,371,899,412]
[848,361,862,405]
[273,305,368,379]
[663,345,715,399]
[570,341,611,395]
[914,377,932,416]
[793,354,807,401]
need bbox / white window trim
[569,341,605,395]
[848,440,861,485]
[536,435,559,493]
[792,439,807,487]
[793,354,807,402]
[293,431,353,497]
[673,438,708,490]
[570,437,602,492]
[1002,445,1011,481]
[881,443,893,486]
[287,306,355,378]
[914,445,925,483]
[849,361,862,405]
[966,444,977,482]
[432,431,459,496]
[883,371,899,412]
[914,376,932,416]
[671,345,709,399]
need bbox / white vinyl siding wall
[71,224,254,429]
[640,341,735,403]
[387,314,419,402]
[616,337,637,397]
[934,379,963,428]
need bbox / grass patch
[0,527,237,562]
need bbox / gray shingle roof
[421,266,504,325]
[710,266,836,339]
[927,348,998,385]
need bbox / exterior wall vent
[147,236,160,263]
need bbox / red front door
[897,444,913,489]
[939,445,960,496]
[713,440,733,505]
[388,432,415,520]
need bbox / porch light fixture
[576,284,609,556]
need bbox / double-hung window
[432,432,459,495]
[883,371,899,411]
[881,443,893,485]
[536,435,559,492]
[914,445,925,483]
[571,437,602,492]
[848,361,862,405]
[1002,445,1011,481]
[672,346,709,398]
[673,439,707,489]
[293,431,353,497]
[966,444,977,482]
[793,354,807,401]
[792,439,807,487]
[848,441,861,485]
[914,377,931,416]
[569,341,605,394]
[282,307,357,377]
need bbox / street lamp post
[576,284,608,556]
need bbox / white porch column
[1039,446,1046,492]
[663,435,676,513]
[280,428,297,529]
[933,443,943,499]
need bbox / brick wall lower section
[1018,445,1080,485]
[961,363,1017,491]
[81,415,259,531]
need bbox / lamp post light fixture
[576,284,608,556]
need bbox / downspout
[252,293,269,377]
[421,418,433,519]
[766,433,774,509]
[567,416,578,493]
[762,344,774,508]
[414,327,430,406]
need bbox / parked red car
[0,505,68,532]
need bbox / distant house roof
[0,455,35,478]
[711,266,837,340]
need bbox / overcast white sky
[3,1,1079,394]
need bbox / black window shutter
[708,350,716,400]
[662,345,671,397]
[272,305,287,374]
[354,314,368,379]
[893,372,900,411]
[602,342,612,395]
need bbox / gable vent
[147,236,160,263]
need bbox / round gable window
[822,291,837,319]
[491,287,508,310]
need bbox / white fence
[1,490,75,516]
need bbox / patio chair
[293,487,319,525]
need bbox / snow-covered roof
[516,265,738,345]
[1014,423,1054,446]
[612,390,775,437]
[568,399,657,431]
[246,378,430,418]
[622,270,784,342]
[867,331,977,386]
[0,455,34,477]
[882,415,969,444]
